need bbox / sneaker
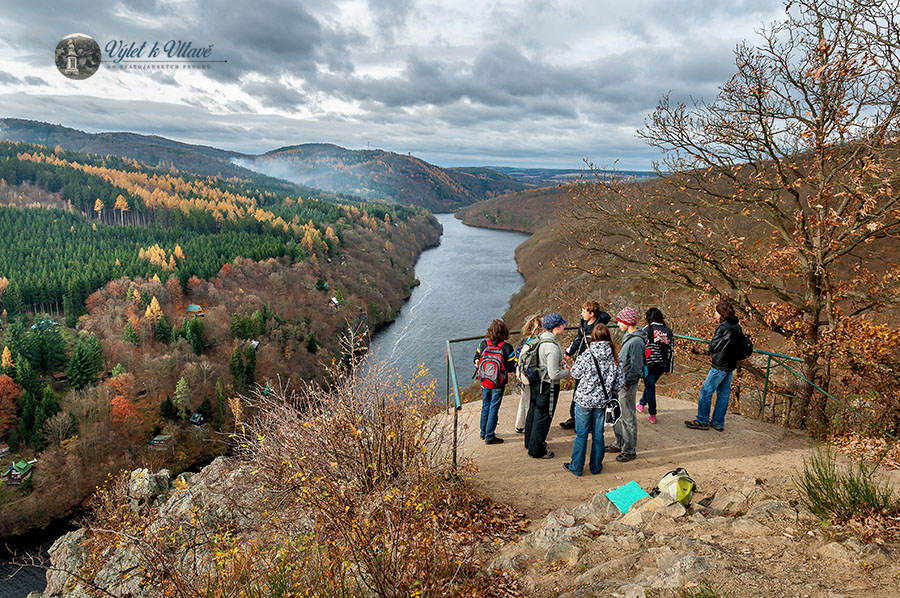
[515,427,524,434]
[559,418,575,430]
[648,414,657,424]
[616,454,636,462]
[684,420,709,430]
[539,451,555,459]
[485,437,505,444]
[563,462,580,476]
[636,403,644,413]
[712,425,724,432]
[605,444,621,453]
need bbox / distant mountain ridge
[244,143,533,211]
[0,119,533,211]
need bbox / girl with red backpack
[474,319,517,444]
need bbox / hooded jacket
[570,341,626,409]
[618,327,648,387]
[709,316,743,372]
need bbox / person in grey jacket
[524,313,570,459]
[564,324,625,476]
[606,306,647,462]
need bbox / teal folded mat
[605,481,650,514]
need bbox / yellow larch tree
[1,346,13,369]
[144,296,163,322]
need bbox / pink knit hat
[615,306,638,326]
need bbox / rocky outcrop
[490,478,900,597]
[33,457,258,598]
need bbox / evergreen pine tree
[111,362,125,377]
[155,314,172,344]
[244,345,257,388]
[160,396,177,421]
[229,347,244,390]
[173,377,192,419]
[186,318,204,355]
[86,333,104,373]
[13,353,39,397]
[3,283,24,318]
[199,398,212,421]
[28,318,67,373]
[123,321,140,346]
[68,339,97,390]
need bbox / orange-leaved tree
[0,374,22,437]
[564,0,900,431]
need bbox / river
[369,213,529,399]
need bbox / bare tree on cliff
[564,0,900,429]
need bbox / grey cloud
[149,71,177,85]
[241,80,306,110]
[24,76,49,86]
[0,93,657,169]
[0,71,21,84]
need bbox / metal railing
[445,323,896,470]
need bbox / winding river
[369,213,529,399]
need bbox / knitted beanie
[615,306,638,326]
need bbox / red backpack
[476,341,508,389]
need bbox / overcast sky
[0,0,786,169]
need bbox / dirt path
[454,390,900,521]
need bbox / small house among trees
[149,435,173,451]
[186,304,204,317]
[2,460,34,485]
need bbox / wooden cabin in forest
[186,304,205,317]
[149,435,174,451]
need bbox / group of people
[473,298,747,476]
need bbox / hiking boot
[648,414,657,424]
[485,437,504,444]
[636,403,644,413]
[559,418,575,430]
[616,454,636,462]
[684,420,709,430]
[605,444,621,453]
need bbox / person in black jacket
[637,307,673,424]
[474,319,517,444]
[685,299,743,432]
[560,300,611,430]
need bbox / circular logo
[55,34,101,80]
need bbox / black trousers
[524,381,559,457]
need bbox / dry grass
[75,347,526,597]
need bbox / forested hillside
[0,140,441,536]
[2,119,531,211]
[242,143,533,211]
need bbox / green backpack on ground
[651,467,696,506]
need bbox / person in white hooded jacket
[564,324,625,476]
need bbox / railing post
[761,355,772,418]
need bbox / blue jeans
[481,386,504,441]
[567,404,605,475]
[697,368,733,428]
[639,367,664,416]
